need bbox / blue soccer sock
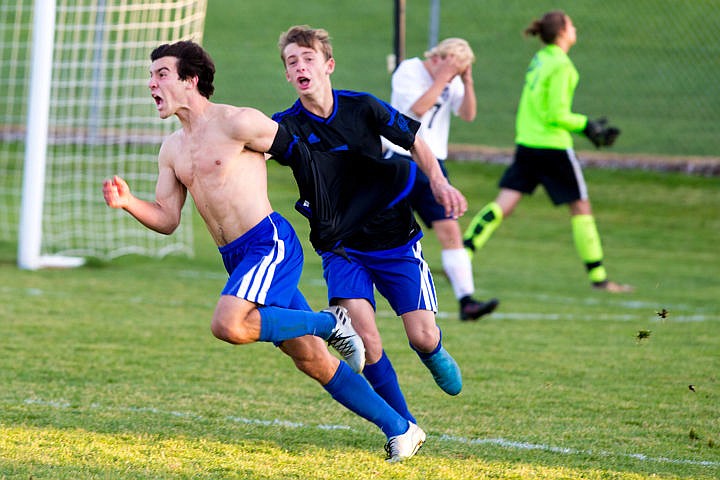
[257,306,335,343]
[323,361,409,438]
[363,350,416,424]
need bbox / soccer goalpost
[390,0,440,71]
[0,0,207,269]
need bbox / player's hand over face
[460,63,473,83]
[103,175,131,209]
[432,180,467,219]
[436,55,464,84]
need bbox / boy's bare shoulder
[212,104,274,146]
[159,128,184,152]
[214,103,263,119]
[211,104,266,131]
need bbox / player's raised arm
[103,142,187,235]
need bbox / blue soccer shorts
[320,233,438,316]
[219,212,311,311]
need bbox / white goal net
[0,0,207,268]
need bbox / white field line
[432,311,718,322]
[5,279,718,321]
[5,284,717,322]
[20,398,719,468]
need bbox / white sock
[441,248,475,300]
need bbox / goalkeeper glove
[583,117,621,148]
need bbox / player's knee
[210,317,235,343]
[363,337,384,364]
[210,313,254,345]
[408,328,440,353]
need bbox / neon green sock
[571,214,607,284]
[463,201,503,256]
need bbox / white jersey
[384,57,465,160]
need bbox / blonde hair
[278,25,333,64]
[424,38,475,65]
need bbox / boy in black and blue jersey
[272,26,470,458]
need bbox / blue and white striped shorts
[219,212,310,311]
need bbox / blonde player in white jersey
[384,38,499,321]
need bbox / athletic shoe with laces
[420,347,462,395]
[323,305,366,373]
[592,280,635,293]
[385,422,426,463]
[460,296,500,321]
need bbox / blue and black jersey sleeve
[366,93,420,151]
[268,123,301,167]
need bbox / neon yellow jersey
[515,44,588,149]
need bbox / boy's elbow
[154,217,181,235]
[162,221,180,235]
[153,203,182,235]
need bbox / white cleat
[385,422,426,463]
[323,305,366,373]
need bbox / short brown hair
[278,25,333,64]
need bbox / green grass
[1,162,719,479]
[1,1,719,478]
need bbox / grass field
[1,1,719,478]
[1,162,719,479]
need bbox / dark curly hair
[151,40,215,98]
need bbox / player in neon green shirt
[515,43,586,149]
[463,10,632,293]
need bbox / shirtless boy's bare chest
[174,130,245,188]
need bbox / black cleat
[460,297,499,321]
